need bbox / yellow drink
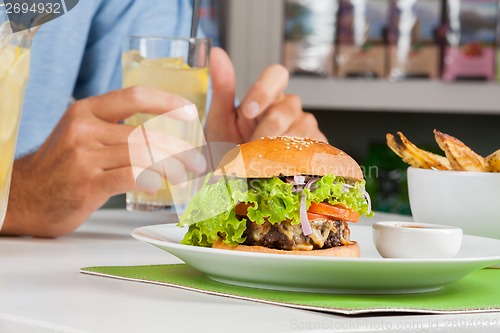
[0,45,30,227]
[123,49,209,210]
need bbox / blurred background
[107,0,500,216]
[223,0,500,216]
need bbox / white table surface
[1,209,500,333]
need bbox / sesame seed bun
[214,136,364,181]
[212,240,360,257]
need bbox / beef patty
[241,217,353,251]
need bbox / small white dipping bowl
[372,221,463,259]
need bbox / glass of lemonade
[0,7,32,228]
[123,36,210,212]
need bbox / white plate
[132,224,500,294]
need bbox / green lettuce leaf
[178,174,373,247]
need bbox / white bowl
[408,167,500,239]
[372,221,463,259]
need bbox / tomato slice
[236,202,359,222]
[234,203,253,216]
[307,212,328,221]
[308,202,359,222]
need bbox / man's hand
[206,47,327,143]
[1,87,205,237]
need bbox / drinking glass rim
[124,35,211,43]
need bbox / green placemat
[81,264,500,315]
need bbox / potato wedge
[486,149,500,172]
[387,133,419,167]
[386,132,451,170]
[397,132,451,170]
[434,130,487,172]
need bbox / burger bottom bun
[212,240,360,258]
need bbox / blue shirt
[17,0,196,156]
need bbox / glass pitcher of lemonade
[0,6,33,229]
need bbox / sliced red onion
[300,191,312,236]
[359,186,372,213]
[335,181,372,214]
[305,177,319,189]
[289,176,308,193]
[294,175,306,185]
[341,183,355,193]
[287,175,315,235]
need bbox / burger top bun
[214,136,364,181]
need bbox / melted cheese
[339,222,353,245]
[276,223,294,241]
[250,222,271,241]
[308,219,333,248]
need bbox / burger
[178,136,372,257]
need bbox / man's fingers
[96,137,206,174]
[205,47,239,143]
[96,167,138,196]
[239,64,289,120]
[79,87,197,123]
[236,65,289,140]
[209,47,236,117]
[96,157,190,196]
[94,123,134,146]
[133,167,165,192]
[249,95,303,140]
[93,144,161,172]
[283,112,328,143]
[130,129,207,174]
[96,167,164,195]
